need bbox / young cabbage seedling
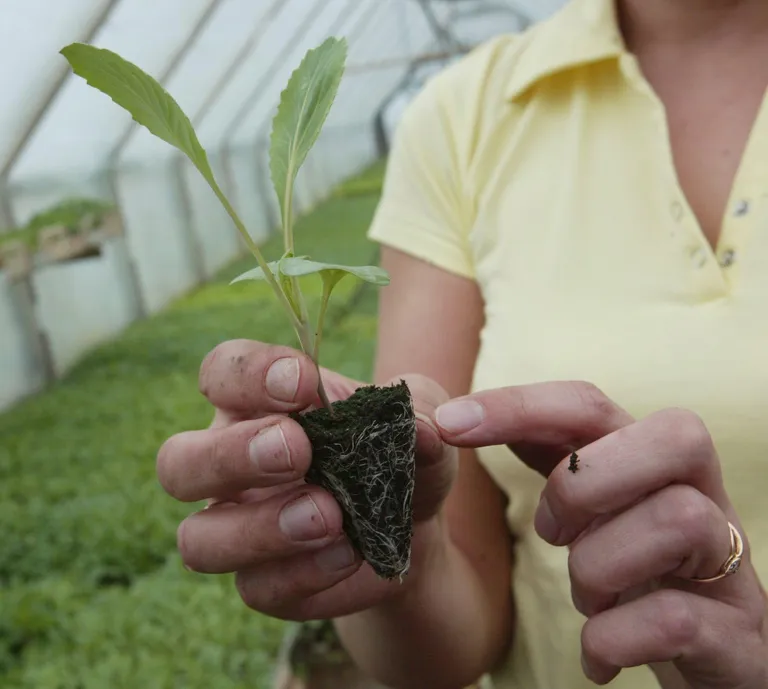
[61,38,417,580]
[60,38,386,411]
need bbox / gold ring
[688,521,744,583]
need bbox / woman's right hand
[156,339,458,621]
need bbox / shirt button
[689,247,707,268]
[720,249,736,267]
[670,201,684,221]
[734,200,750,216]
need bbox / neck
[617,0,768,49]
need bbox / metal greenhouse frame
[0,0,561,411]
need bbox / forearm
[334,518,513,689]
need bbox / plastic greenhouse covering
[0,0,565,411]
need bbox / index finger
[434,381,634,475]
[199,340,320,414]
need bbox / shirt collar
[504,0,626,101]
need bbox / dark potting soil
[292,381,417,580]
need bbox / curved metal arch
[232,0,384,152]
[190,0,285,128]
[0,0,121,228]
[417,0,466,51]
[109,0,224,165]
[371,0,534,155]
[446,0,532,34]
[218,0,332,146]
[217,0,360,231]
[240,0,392,230]
[105,0,224,318]
[330,4,425,125]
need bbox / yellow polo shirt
[367,0,768,687]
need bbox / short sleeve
[367,78,476,279]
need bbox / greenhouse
[2,2,563,688]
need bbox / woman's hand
[435,381,768,688]
[156,339,458,621]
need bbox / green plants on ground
[0,198,114,249]
[62,38,416,580]
[1,558,286,689]
[25,198,114,235]
[332,158,387,198]
[0,173,384,687]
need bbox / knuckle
[651,485,714,548]
[547,466,582,515]
[235,513,270,563]
[655,590,699,647]
[235,570,266,611]
[567,543,595,595]
[234,569,310,621]
[208,428,237,484]
[282,597,326,622]
[655,408,714,460]
[571,381,616,422]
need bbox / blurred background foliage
[0,162,385,689]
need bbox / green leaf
[319,269,347,294]
[60,43,216,189]
[231,261,280,283]
[270,37,347,228]
[277,255,302,318]
[231,257,390,287]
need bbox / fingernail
[534,495,563,544]
[203,500,238,511]
[435,400,485,434]
[414,411,439,435]
[316,540,356,572]
[265,358,300,403]
[279,495,327,541]
[249,425,292,473]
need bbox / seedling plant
[61,38,417,580]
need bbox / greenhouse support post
[173,156,207,283]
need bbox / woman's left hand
[434,381,768,688]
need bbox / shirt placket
[624,55,768,301]
[715,90,768,290]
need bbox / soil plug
[295,382,416,579]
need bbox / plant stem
[295,317,333,413]
[311,282,335,412]
[281,178,312,346]
[211,183,303,334]
[313,282,332,364]
[282,171,295,255]
[316,374,333,412]
[279,177,331,410]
